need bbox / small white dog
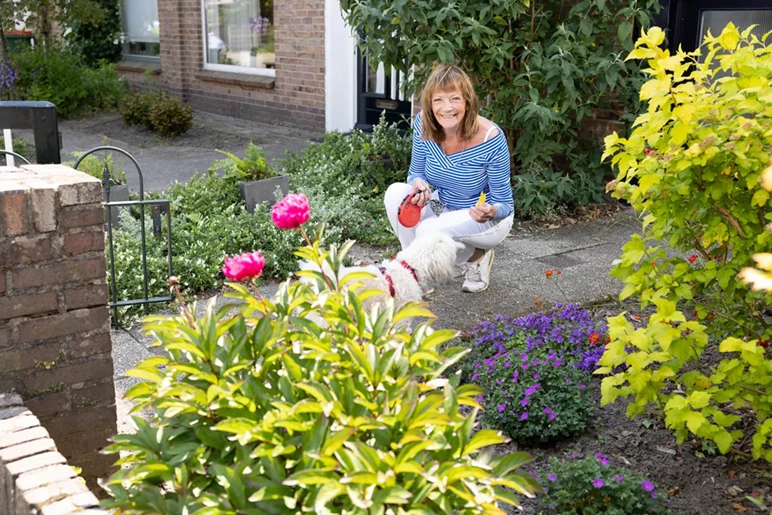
[299,232,463,312]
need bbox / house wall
[118,0,326,130]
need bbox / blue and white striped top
[407,112,514,221]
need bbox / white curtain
[205,0,262,66]
[122,0,160,43]
[699,10,772,45]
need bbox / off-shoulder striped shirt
[407,112,514,221]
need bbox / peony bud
[271,193,310,230]
[222,251,266,282]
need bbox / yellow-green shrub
[598,24,772,461]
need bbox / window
[699,9,772,45]
[202,0,275,74]
[121,0,160,58]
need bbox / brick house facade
[117,0,330,131]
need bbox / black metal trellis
[0,150,31,165]
[74,146,173,327]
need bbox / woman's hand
[410,179,432,206]
[470,203,497,223]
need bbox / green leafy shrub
[69,150,127,185]
[10,46,125,118]
[540,455,672,514]
[598,25,772,461]
[64,0,122,67]
[214,142,277,181]
[338,0,660,216]
[121,90,194,137]
[101,236,539,513]
[148,93,194,137]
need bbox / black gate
[355,35,412,132]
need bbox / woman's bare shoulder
[477,116,499,140]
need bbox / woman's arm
[407,112,428,186]
[486,134,514,221]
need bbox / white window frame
[200,0,276,77]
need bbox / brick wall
[0,165,116,490]
[0,393,106,514]
[120,0,326,130]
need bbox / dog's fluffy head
[396,232,464,287]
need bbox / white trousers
[384,183,514,263]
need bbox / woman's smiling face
[431,88,466,133]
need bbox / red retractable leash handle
[397,191,422,228]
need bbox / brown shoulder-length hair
[420,64,479,143]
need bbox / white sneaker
[454,263,468,278]
[462,249,495,293]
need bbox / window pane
[699,10,772,45]
[204,0,275,70]
[121,0,160,57]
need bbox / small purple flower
[579,384,586,390]
[548,474,557,482]
[595,453,609,466]
[496,379,503,385]
[504,360,510,368]
[520,412,529,420]
[651,492,658,499]
[475,395,484,403]
[471,373,479,381]
[592,478,604,488]
[642,480,654,492]
[497,403,506,412]
[533,372,540,379]
[520,398,529,407]
[615,475,623,483]
[522,363,530,370]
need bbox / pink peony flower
[222,251,265,282]
[271,193,310,229]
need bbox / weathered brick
[18,307,109,344]
[67,332,111,359]
[60,205,103,229]
[0,272,5,294]
[0,292,58,322]
[42,406,116,444]
[25,391,69,419]
[0,437,56,462]
[39,491,100,515]
[15,463,76,491]
[65,451,115,483]
[57,181,102,207]
[0,392,23,409]
[0,426,49,450]
[0,191,29,236]
[22,477,91,507]
[0,234,54,265]
[0,342,62,375]
[24,357,113,393]
[13,257,106,290]
[0,414,39,436]
[62,230,105,256]
[71,382,114,410]
[0,325,10,347]
[53,426,114,457]
[63,284,108,311]
[29,186,57,232]
[6,451,67,476]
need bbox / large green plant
[338,0,659,215]
[598,25,772,461]
[64,0,122,66]
[102,233,539,513]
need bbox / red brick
[71,382,114,410]
[60,205,103,229]
[57,180,102,207]
[0,342,62,374]
[0,437,56,462]
[18,307,109,344]
[24,357,114,393]
[67,332,111,359]
[0,426,49,450]
[0,192,29,236]
[62,230,105,256]
[13,257,106,290]
[63,284,108,311]
[0,234,54,264]
[42,406,116,447]
[15,463,76,491]
[25,391,70,419]
[0,292,58,322]
[7,451,67,476]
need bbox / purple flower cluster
[0,61,18,98]
[468,303,608,373]
[248,16,270,35]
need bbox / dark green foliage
[64,0,122,67]
[9,46,125,118]
[214,142,277,182]
[540,455,672,514]
[338,0,660,216]
[120,90,194,137]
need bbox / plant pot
[240,175,289,213]
[104,183,129,228]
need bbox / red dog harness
[378,261,419,297]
